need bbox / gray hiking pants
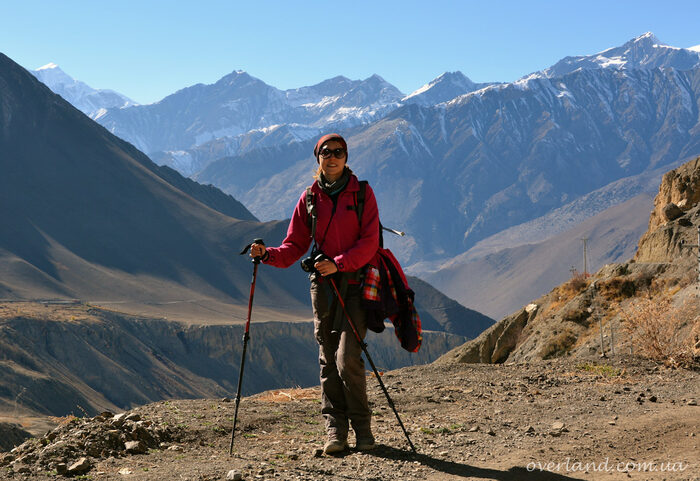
[310,278,370,438]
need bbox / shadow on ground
[366,445,586,481]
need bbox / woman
[249,133,380,454]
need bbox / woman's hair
[313,164,353,180]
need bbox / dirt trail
[2,357,698,480]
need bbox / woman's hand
[314,259,338,276]
[250,243,266,259]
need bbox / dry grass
[48,415,79,426]
[542,272,590,317]
[561,271,589,297]
[574,362,623,378]
[0,302,91,323]
[561,307,590,325]
[540,327,578,359]
[598,276,637,301]
[256,388,319,403]
[619,295,700,368]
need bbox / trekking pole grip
[251,238,264,265]
[240,238,265,264]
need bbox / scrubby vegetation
[620,295,699,368]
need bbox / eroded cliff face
[438,156,700,366]
[0,303,466,417]
[635,157,700,263]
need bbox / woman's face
[318,140,347,181]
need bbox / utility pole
[581,237,589,276]
[681,225,700,296]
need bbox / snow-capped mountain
[196,35,700,268]
[31,63,137,118]
[402,71,493,106]
[540,32,700,78]
[94,71,404,174]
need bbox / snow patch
[36,62,59,70]
[595,55,626,68]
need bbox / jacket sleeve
[333,184,380,272]
[263,191,313,268]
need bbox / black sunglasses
[319,147,347,159]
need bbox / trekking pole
[229,238,264,455]
[328,277,417,454]
[382,226,405,237]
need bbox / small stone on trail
[486,428,496,436]
[226,469,243,480]
[469,425,479,432]
[118,468,133,475]
[55,463,68,475]
[688,399,697,406]
[67,457,91,474]
[549,422,566,436]
[222,397,232,403]
[524,426,535,433]
[313,448,323,457]
[125,440,147,454]
[649,395,657,402]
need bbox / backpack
[305,181,422,353]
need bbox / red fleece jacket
[264,175,380,273]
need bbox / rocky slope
[437,157,700,366]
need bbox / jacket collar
[311,173,360,195]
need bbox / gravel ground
[2,357,698,481]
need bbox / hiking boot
[355,435,376,451]
[323,434,348,454]
[353,425,376,451]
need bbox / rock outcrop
[635,157,700,263]
[435,304,536,365]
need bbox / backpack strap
[356,180,383,247]
[305,187,317,240]
[355,180,367,226]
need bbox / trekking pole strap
[305,188,317,240]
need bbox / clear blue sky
[2,0,699,104]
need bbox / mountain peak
[403,71,477,105]
[365,73,388,84]
[540,31,700,78]
[629,31,660,45]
